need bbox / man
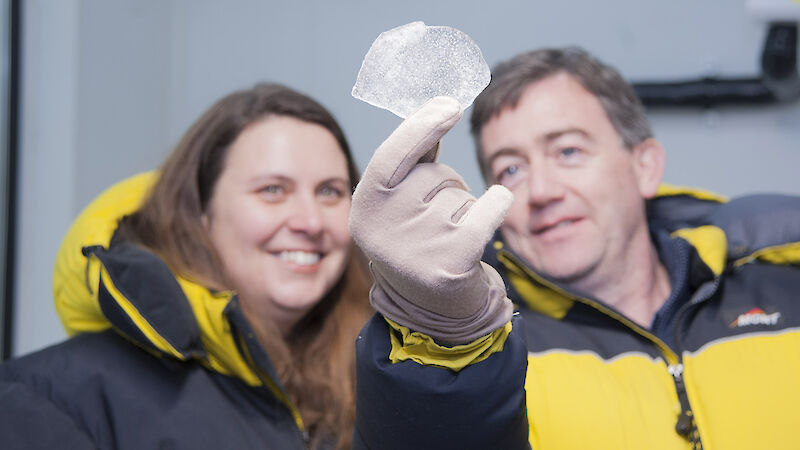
[349,47,800,449]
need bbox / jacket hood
[651,184,800,270]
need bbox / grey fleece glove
[349,96,514,345]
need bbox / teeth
[554,220,574,229]
[539,219,575,233]
[278,251,321,266]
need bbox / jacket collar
[83,237,266,386]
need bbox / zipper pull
[667,362,683,381]
[675,410,693,437]
[668,364,693,438]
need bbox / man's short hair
[470,47,653,182]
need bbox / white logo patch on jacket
[730,308,781,328]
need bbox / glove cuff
[369,262,513,346]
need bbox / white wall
[13,0,800,355]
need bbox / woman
[0,84,372,449]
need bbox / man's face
[480,72,662,288]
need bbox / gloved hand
[349,96,514,345]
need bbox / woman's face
[205,115,353,333]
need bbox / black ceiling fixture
[632,22,799,107]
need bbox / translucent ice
[352,21,491,118]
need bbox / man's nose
[527,165,566,206]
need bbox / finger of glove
[352,162,470,265]
[457,184,514,254]
[362,96,462,190]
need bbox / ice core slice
[352,21,491,118]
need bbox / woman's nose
[286,195,324,236]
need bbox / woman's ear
[631,138,666,199]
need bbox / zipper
[665,276,720,450]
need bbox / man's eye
[503,165,519,176]
[560,147,582,158]
[496,163,526,188]
[497,165,520,182]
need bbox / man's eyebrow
[542,127,591,143]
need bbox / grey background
[14,0,800,356]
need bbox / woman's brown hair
[117,83,372,449]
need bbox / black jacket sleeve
[353,313,530,450]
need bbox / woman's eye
[319,186,334,196]
[318,185,345,200]
[258,184,287,201]
[261,185,283,194]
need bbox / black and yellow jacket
[0,173,312,450]
[354,186,800,450]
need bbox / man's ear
[632,138,665,199]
